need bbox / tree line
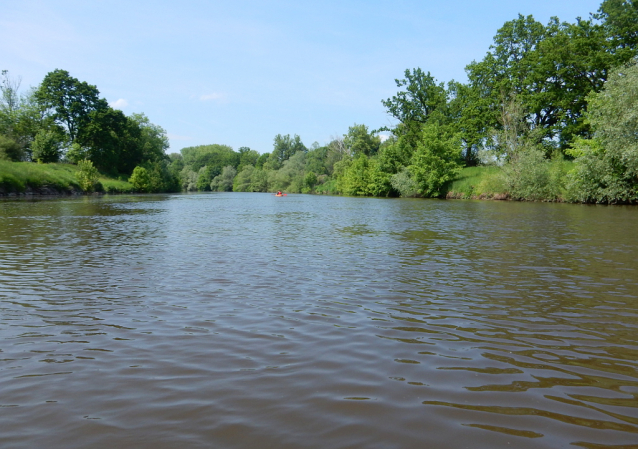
[3,0,637,202]
[169,0,638,203]
[0,68,178,192]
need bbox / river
[1,193,637,448]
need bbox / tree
[31,129,64,163]
[568,61,638,203]
[0,70,21,128]
[238,146,259,171]
[35,69,108,142]
[267,134,306,169]
[76,107,142,174]
[0,134,23,161]
[595,0,638,64]
[210,165,237,191]
[76,159,100,193]
[344,124,381,157]
[129,166,151,192]
[407,122,462,197]
[129,113,170,162]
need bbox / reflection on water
[1,193,637,448]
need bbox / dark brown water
[1,193,637,448]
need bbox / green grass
[0,161,134,194]
[444,166,506,198]
[100,178,136,194]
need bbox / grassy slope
[444,166,506,199]
[0,161,134,194]
[444,161,575,200]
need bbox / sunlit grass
[445,166,505,198]
[0,161,134,194]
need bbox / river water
[0,193,637,448]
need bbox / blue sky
[2,0,604,154]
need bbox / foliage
[266,134,306,170]
[567,61,638,203]
[381,68,448,129]
[129,113,170,162]
[210,166,237,191]
[390,168,419,197]
[129,166,152,192]
[0,134,23,161]
[35,69,108,142]
[238,147,259,171]
[75,159,101,193]
[344,124,381,156]
[31,129,64,163]
[233,165,254,192]
[336,155,392,196]
[76,107,143,175]
[502,149,567,201]
[197,166,215,191]
[407,123,462,197]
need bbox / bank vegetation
[2,0,637,203]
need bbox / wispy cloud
[109,98,129,109]
[199,93,224,102]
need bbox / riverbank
[0,161,135,197]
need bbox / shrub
[390,167,419,197]
[128,166,151,192]
[0,135,24,161]
[31,129,63,163]
[76,159,100,193]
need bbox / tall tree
[267,134,306,169]
[381,68,448,132]
[35,69,108,142]
[595,0,638,64]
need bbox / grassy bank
[444,166,507,199]
[444,161,576,201]
[0,161,134,195]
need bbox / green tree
[210,165,237,191]
[0,134,23,161]
[129,166,151,192]
[76,107,142,174]
[31,128,64,163]
[407,122,462,197]
[266,134,306,170]
[35,69,108,142]
[568,61,638,203]
[381,68,448,130]
[595,0,638,64]
[344,124,381,156]
[129,113,170,162]
[238,146,259,171]
[76,159,100,193]
[233,165,255,191]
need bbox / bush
[210,165,237,191]
[31,129,64,163]
[76,159,100,193]
[0,135,24,161]
[390,167,419,197]
[502,149,566,201]
[566,63,638,203]
[128,166,151,192]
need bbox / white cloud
[109,98,129,109]
[199,93,224,102]
[379,133,391,142]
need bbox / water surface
[1,193,637,448]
